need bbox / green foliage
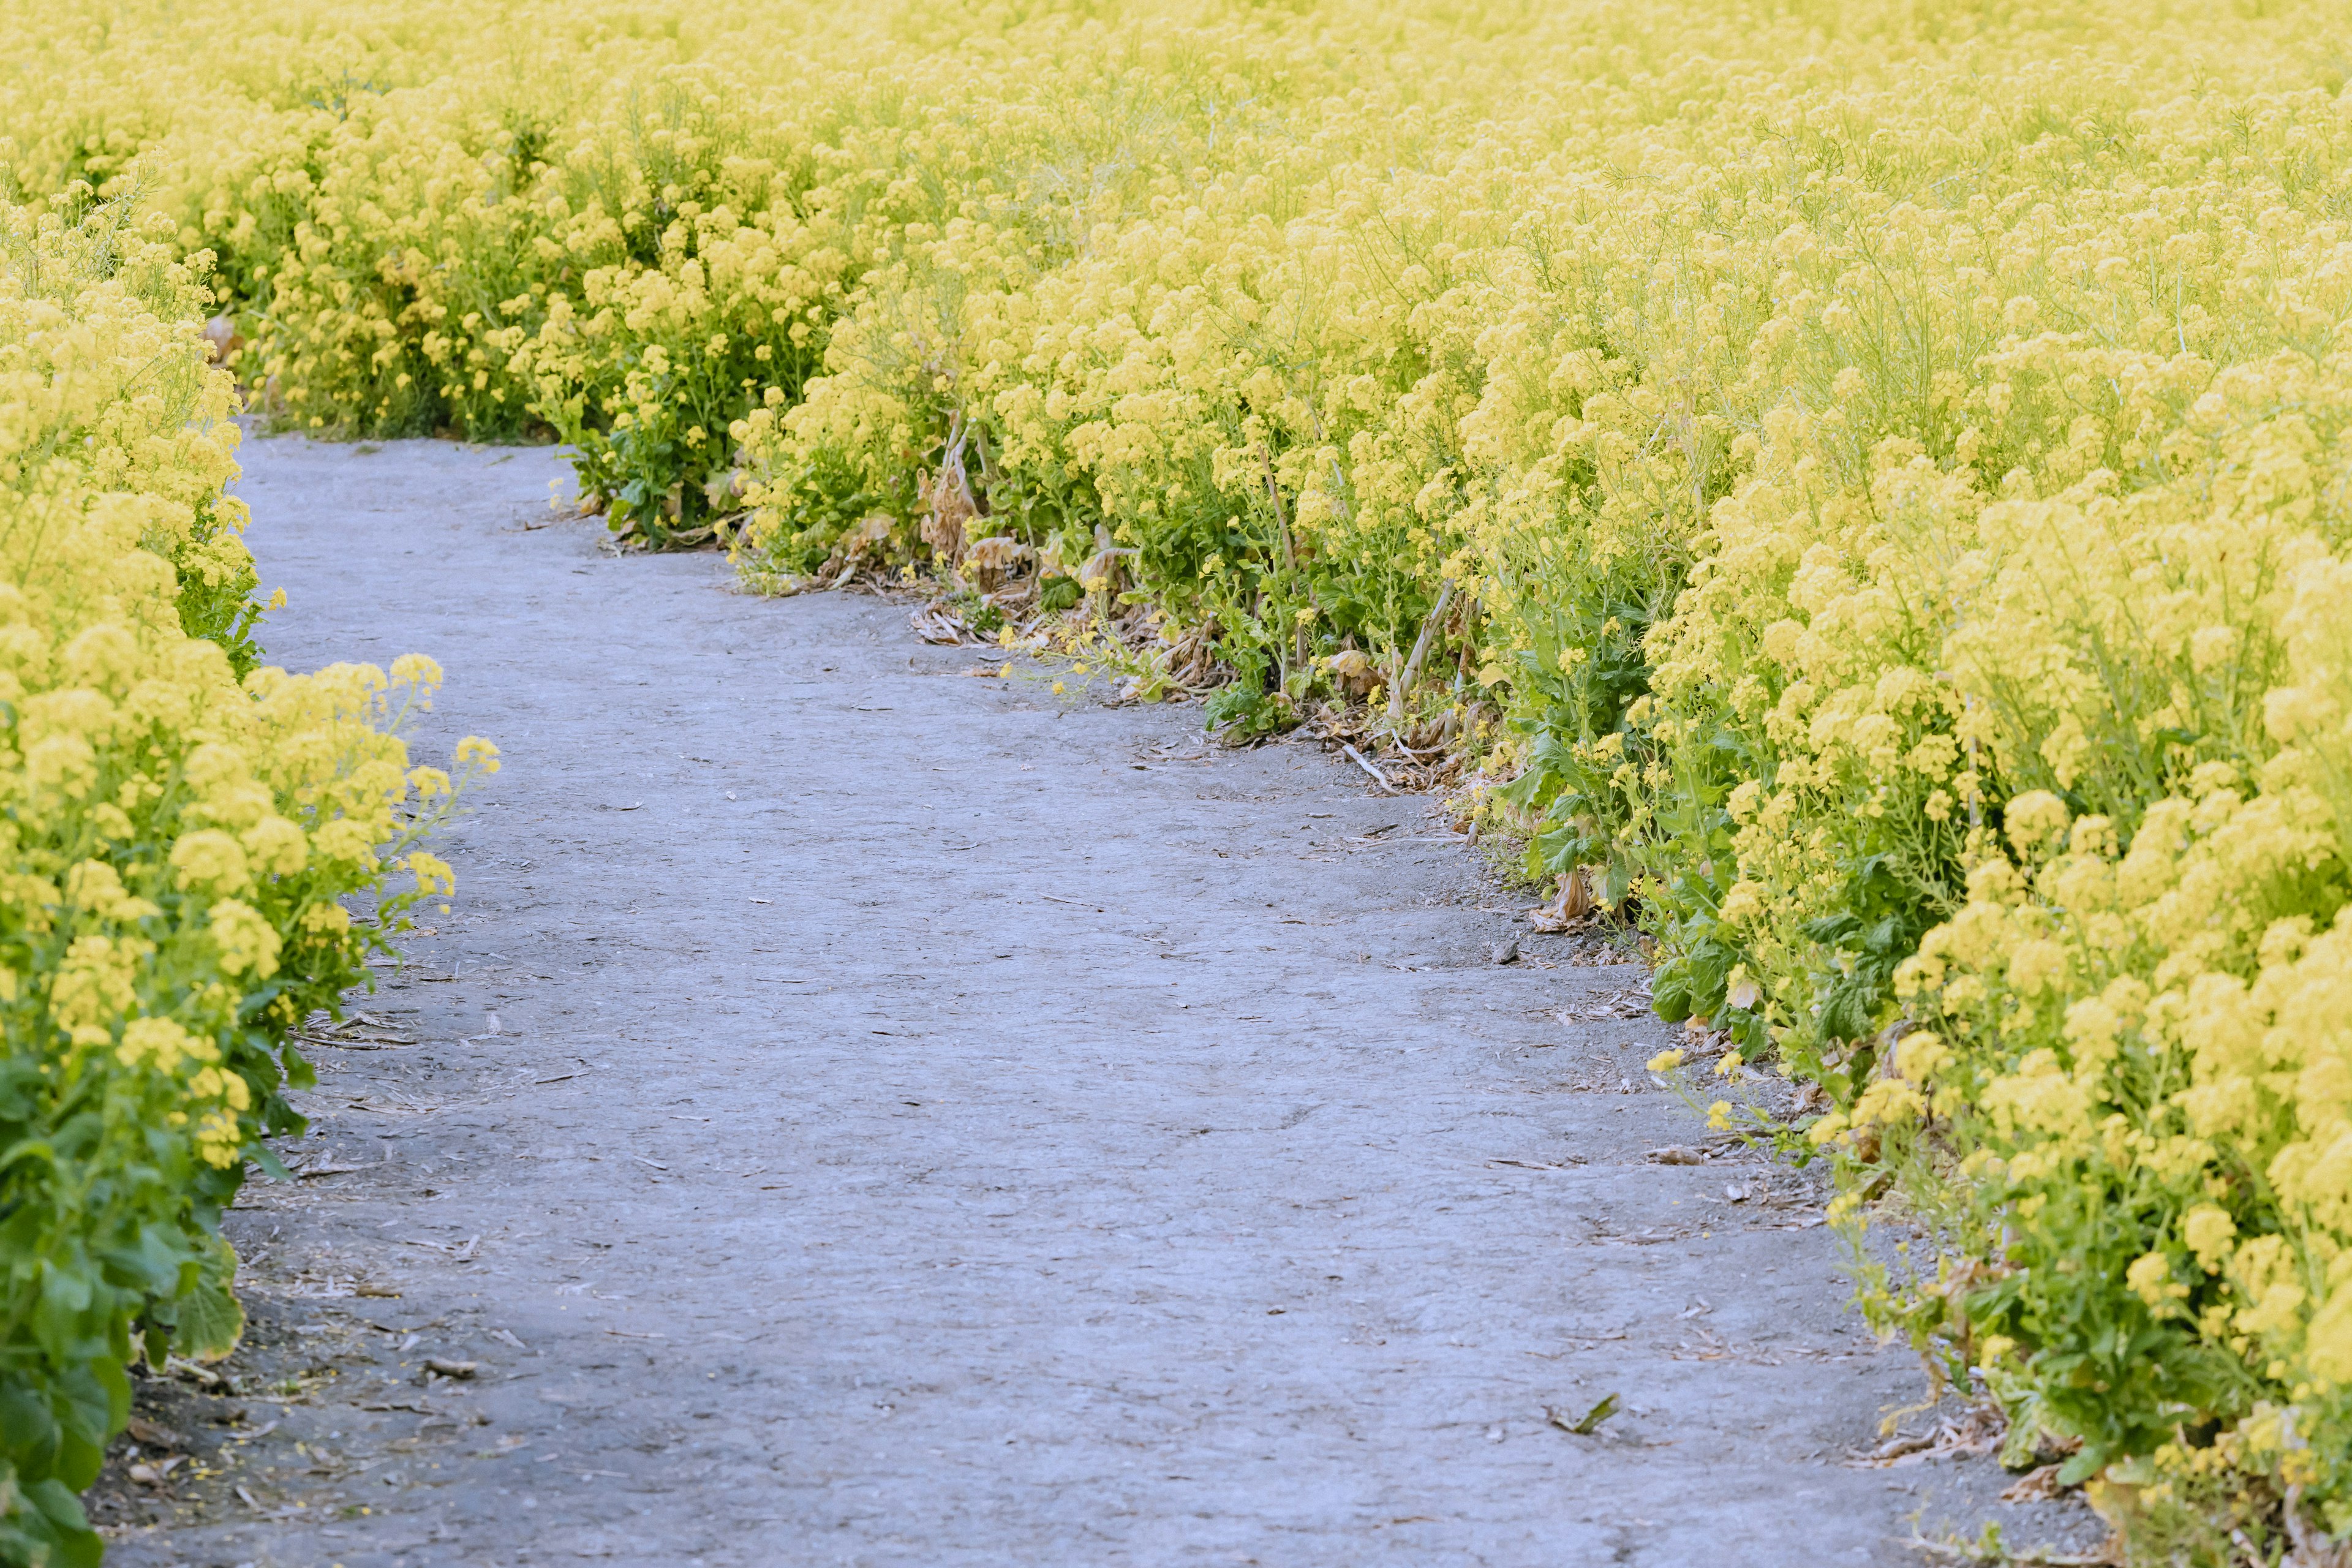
[1202,677,1292,741]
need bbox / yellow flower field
[7,0,2352,1557]
[0,198,493,1564]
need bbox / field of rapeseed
[0,198,494,1564]
[9,0,2352,1558]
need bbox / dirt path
[91,437,2100,1567]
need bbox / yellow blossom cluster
[15,0,2352,1545]
[0,196,494,1565]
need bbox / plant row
[0,194,489,1566]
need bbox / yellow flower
[51,935,141,1042]
[168,830,250,895]
[1717,881,1766,925]
[2183,1205,2236,1271]
[406,851,457,898]
[1851,1077,1925,1128]
[209,899,282,978]
[2005,791,2071,859]
[118,1016,200,1073]
[2309,1289,2352,1385]
[242,816,309,876]
[2127,1252,2184,1311]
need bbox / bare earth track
[90,437,2101,1567]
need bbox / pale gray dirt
[93,436,2103,1567]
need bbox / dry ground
[89,436,2104,1567]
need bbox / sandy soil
[86,436,2103,1567]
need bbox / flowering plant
[0,196,494,1565]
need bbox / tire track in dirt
[91,437,2103,1567]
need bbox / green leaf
[173,1236,246,1363]
[1650,962,1693,1023]
[2056,1446,2106,1488]
[1556,1393,1619,1434]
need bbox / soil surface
[91,436,2104,1567]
